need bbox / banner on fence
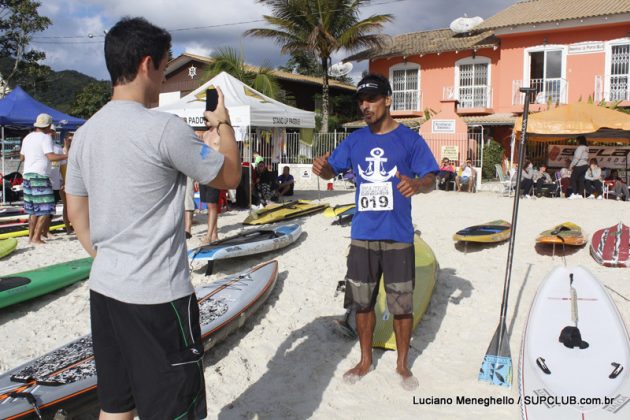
[547,145,630,168]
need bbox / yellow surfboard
[0,221,65,240]
[0,238,17,259]
[243,200,329,225]
[371,234,438,350]
[535,222,586,246]
[452,220,511,243]
[323,203,355,218]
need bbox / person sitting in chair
[254,161,279,205]
[456,159,476,192]
[533,165,556,197]
[520,159,535,198]
[605,169,629,201]
[277,166,295,197]
[584,158,603,200]
[437,158,456,191]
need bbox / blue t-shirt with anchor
[328,124,439,243]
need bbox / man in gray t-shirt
[65,17,240,419]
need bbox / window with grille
[391,68,419,111]
[458,63,489,108]
[610,44,629,101]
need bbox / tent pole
[1,126,5,205]
[248,125,252,209]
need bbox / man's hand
[203,87,231,128]
[312,152,336,180]
[396,172,435,197]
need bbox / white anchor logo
[358,147,398,183]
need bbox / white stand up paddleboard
[520,266,630,419]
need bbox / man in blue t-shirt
[313,73,438,390]
[277,166,295,196]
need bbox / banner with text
[547,145,630,169]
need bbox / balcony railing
[391,90,422,112]
[594,75,630,102]
[443,86,493,109]
[512,78,568,106]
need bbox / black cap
[559,326,589,349]
[356,74,392,98]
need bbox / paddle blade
[478,322,512,388]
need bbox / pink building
[345,0,630,173]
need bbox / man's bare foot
[396,367,419,390]
[343,363,373,384]
[31,239,46,245]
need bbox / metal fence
[423,132,484,168]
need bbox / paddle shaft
[496,88,536,343]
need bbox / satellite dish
[328,62,353,77]
[450,15,484,34]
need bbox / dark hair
[105,17,171,86]
[589,158,598,165]
[576,135,587,146]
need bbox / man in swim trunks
[313,73,438,389]
[20,113,67,244]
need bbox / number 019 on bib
[358,182,394,212]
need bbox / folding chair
[495,164,515,197]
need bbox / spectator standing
[568,136,589,199]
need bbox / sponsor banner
[547,145,630,169]
[441,145,459,161]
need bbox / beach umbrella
[478,87,536,388]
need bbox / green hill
[0,56,105,114]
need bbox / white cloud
[33,0,517,79]
[182,42,214,58]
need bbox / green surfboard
[0,258,92,309]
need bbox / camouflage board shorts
[344,239,415,315]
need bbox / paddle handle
[498,87,536,322]
[570,286,578,326]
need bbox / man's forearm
[417,173,436,193]
[208,125,241,189]
[66,194,96,258]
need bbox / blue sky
[35,0,516,83]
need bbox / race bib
[358,182,394,211]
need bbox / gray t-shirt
[65,100,224,304]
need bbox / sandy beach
[1,187,629,419]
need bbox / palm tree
[206,46,281,99]
[245,0,393,132]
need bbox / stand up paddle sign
[478,87,536,388]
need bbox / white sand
[1,189,629,419]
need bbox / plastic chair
[495,164,515,197]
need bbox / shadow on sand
[454,240,508,254]
[217,314,356,419]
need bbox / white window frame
[388,63,421,111]
[522,44,568,85]
[454,56,491,108]
[604,38,630,102]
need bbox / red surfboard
[590,222,629,268]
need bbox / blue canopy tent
[0,86,85,203]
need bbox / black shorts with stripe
[344,240,415,315]
[90,291,207,419]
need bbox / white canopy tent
[156,72,316,208]
[156,71,315,129]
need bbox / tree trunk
[321,57,329,133]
